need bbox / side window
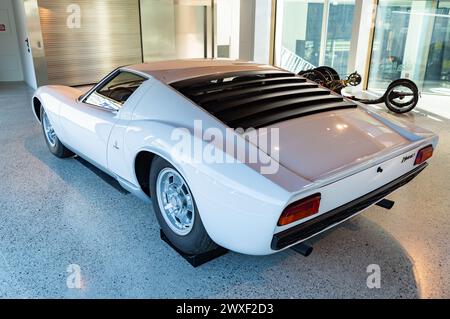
[85,71,146,110]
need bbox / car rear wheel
[40,107,73,158]
[149,157,217,255]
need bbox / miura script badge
[402,153,416,163]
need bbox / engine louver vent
[171,70,356,129]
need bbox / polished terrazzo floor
[0,82,449,298]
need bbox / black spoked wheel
[347,72,362,87]
[384,79,419,114]
[299,69,328,86]
[315,66,340,82]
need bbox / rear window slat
[231,102,356,129]
[170,70,357,128]
[220,95,344,123]
[196,82,318,105]
[208,88,330,114]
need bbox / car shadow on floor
[22,133,419,299]
[213,216,420,298]
[74,157,130,195]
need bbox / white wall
[239,0,272,64]
[12,0,37,88]
[239,0,255,61]
[141,0,213,62]
[0,0,24,82]
[216,0,240,59]
[253,0,272,64]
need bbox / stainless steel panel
[37,0,142,86]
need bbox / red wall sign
[0,24,6,32]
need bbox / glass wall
[276,0,355,76]
[277,0,324,72]
[368,0,450,95]
[325,1,356,76]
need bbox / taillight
[278,194,321,226]
[415,145,434,165]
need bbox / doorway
[140,0,214,61]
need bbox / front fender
[32,85,82,140]
[32,86,65,134]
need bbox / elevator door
[38,0,142,86]
[140,0,213,62]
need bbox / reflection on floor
[0,82,449,298]
[363,88,450,120]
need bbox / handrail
[279,47,316,73]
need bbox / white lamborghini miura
[32,59,438,256]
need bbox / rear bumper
[271,163,428,250]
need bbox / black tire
[40,107,74,158]
[384,79,419,114]
[299,69,328,86]
[149,157,217,255]
[315,66,340,82]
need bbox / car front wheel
[40,107,73,158]
[149,157,217,255]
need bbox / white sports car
[32,59,438,256]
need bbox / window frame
[79,68,149,112]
